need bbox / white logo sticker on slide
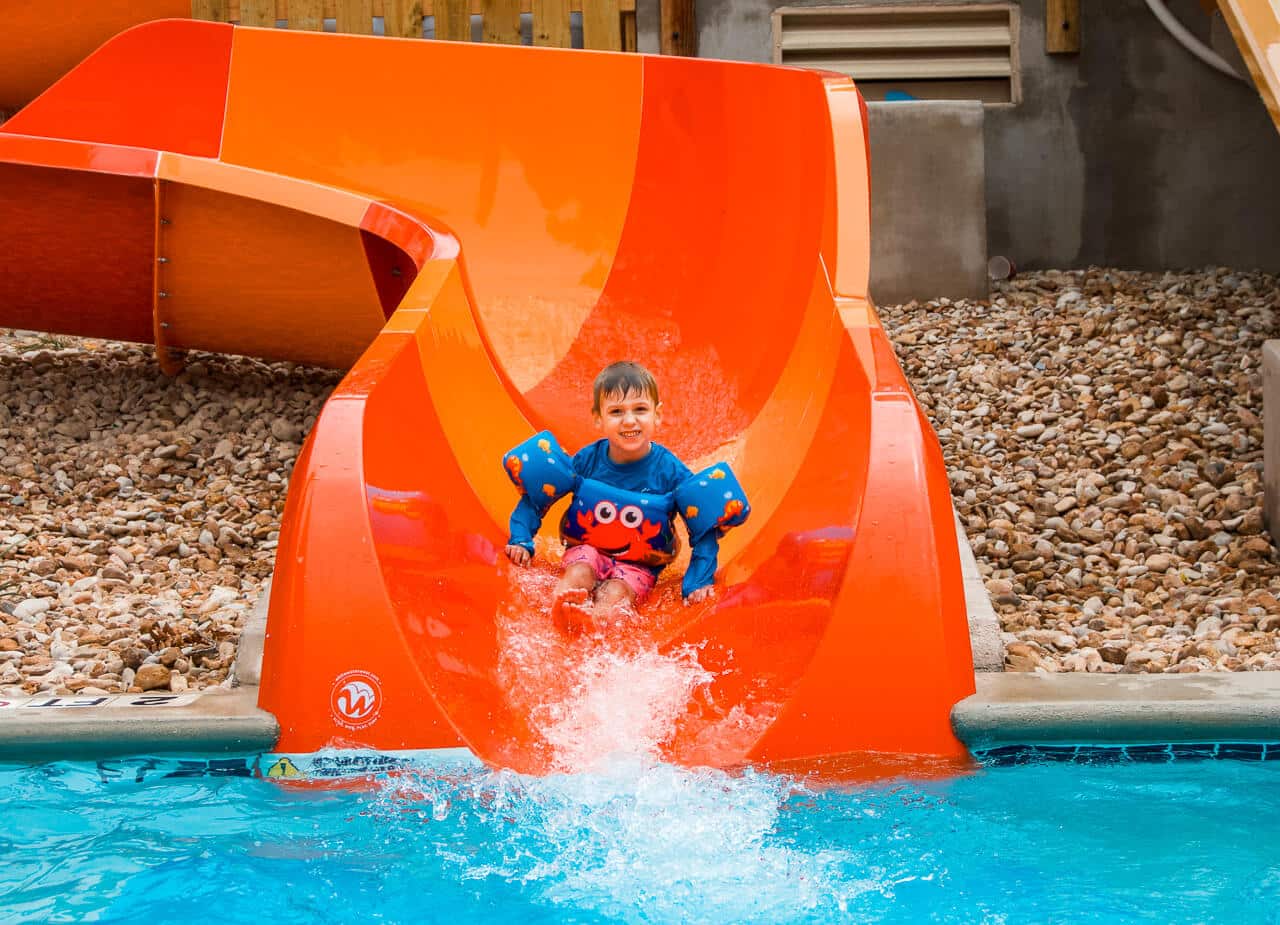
[330,670,384,730]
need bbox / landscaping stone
[881,267,1280,673]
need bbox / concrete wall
[867,101,989,304]
[686,0,1280,273]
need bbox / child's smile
[595,389,661,464]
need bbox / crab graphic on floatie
[571,499,668,560]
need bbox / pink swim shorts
[562,544,658,603]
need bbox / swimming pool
[3,747,1279,924]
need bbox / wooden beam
[661,0,696,56]
[1045,0,1080,54]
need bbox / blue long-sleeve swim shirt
[507,439,718,599]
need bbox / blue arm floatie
[502,431,577,514]
[675,464,750,542]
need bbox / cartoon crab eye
[593,501,617,523]
[619,505,644,528]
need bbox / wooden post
[660,0,695,56]
[288,0,326,30]
[239,0,276,25]
[582,0,622,50]
[337,0,374,32]
[482,0,522,43]
[191,0,229,20]
[1045,0,1080,54]
[532,0,571,47]
[435,0,472,40]
[385,0,424,36]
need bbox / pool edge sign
[329,669,383,731]
[0,693,198,710]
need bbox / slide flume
[0,20,974,776]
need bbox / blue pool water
[3,749,1280,924]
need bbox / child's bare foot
[552,588,595,637]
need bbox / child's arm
[683,531,719,602]
[502,431,581,566]
[506,494,544,565]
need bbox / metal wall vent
[772,4,1020,104]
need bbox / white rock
[13,599,52,621]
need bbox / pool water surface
[2,749,1279,924]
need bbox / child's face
[594,388,661,463]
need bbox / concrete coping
[957,512,1002,671]
[953,671,1280,749]
[0,687,278,763]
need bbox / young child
[505,361,718,632]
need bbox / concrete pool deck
[4,670,1279,763]
[953,672,1280,749]
[2,564,1279,762]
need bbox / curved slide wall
[0,20,974,774]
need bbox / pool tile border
[975,741,1280,766]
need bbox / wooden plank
[582,0,622,50]
[532,0,571,46]
[482,0,522,43]
[435,0,472,39]
[1045,0,1081,54]
[622,9,637,51]
[229,0,241,21]
[337,0,374,32]
[288,0,326,29]
[385,0,425,36]
[239,0,276,25]
[191,0,229,21]
[660,0,696,55]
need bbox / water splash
[496,555,722,772]
[378,759,874,924]
[365,562,873,921]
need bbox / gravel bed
[3,265,1279,693]
[0,333,339,696]
[880,267,1280,673]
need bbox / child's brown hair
[592,361,659,414]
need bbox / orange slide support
[0,20,974,775]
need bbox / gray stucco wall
[680,0,1280,273]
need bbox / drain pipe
[1144,0,1247,82]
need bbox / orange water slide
[0,20,974,774]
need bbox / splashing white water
[397,569,871,921]
[533,643,711,772]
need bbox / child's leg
[593,579,638,624]
[555,562,597,601]
[554,549,603,636]
[593,563,655,625]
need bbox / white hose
[1144,0,1247,81]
